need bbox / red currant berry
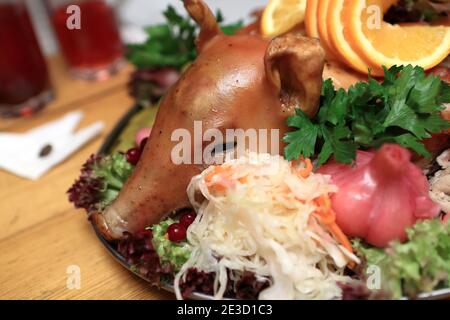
[180,211,196,228]
[167,223,187,242]
[126,147,141,165]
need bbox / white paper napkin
[0,111,104,180]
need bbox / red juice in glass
[0,1,52,117]
[50,0,124,80]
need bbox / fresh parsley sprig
[283,65,450,165]
[126,6,243,70]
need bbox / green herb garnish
[126,6,243,70]
[283,65,450,165]
[216,10,244,35]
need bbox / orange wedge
[345,0,450,71]
[261,0,307,37]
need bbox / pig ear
[265,34,325,118]
[183,0,222,52]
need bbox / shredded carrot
[205,165,229,183]
[293,162,354,265]
[294,158,313,178]
[295,196,306,204]
[210,184,227,193]
[205,165,234,194]
[238,175,248,184]
[315,195,331,213]
[327,218,353,254]
[205,168,216,183]
[313,195,355,268]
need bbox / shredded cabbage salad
[174,152,360,300]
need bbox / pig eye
[212,141,236,156]
[198,141,237,170]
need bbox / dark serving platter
[92,103,450,300]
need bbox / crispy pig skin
[92,0,325,239]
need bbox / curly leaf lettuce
[354,219,450,299]
[68,153,134,212]
[150,218,192,271]
[93,153,134,209]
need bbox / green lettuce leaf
[150,218,192,271]
[353,219,450,299]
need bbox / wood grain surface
[0,55,173,300]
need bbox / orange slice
[316,0,340,57]
[327,0,383,75]
[261,0,307,37]
[305,0,319,38]
[345,0,450,71]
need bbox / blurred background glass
[0,0,52,117]
[46,0,124,80]
[0,0,267,118]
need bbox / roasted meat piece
[93,0,326,239]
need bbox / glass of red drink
[0,0,53,118]
[48,0,124,81]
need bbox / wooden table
[0,56,173,299]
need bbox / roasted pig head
[93,0,325,240]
